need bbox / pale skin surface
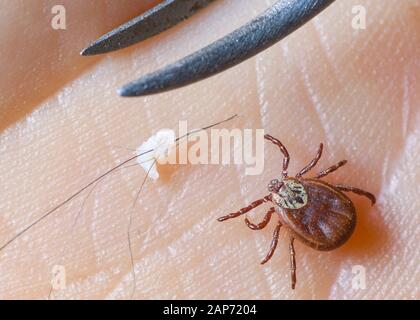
[0,0,419,299]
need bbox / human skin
[0,0,419,299]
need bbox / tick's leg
[245,207,275,230]
[315,160,347,179]
[217,195,272,222]
[335,185,376,206]
[296,143,323,178]
[261,220,282,265]
[264,134,290,178]
[289,235,297,290]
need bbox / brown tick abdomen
[277,179,356,251]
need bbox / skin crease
[0,0,419,299]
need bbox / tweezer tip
[117,86,138,97]
[118,77,156,97]
[80,48,90,56]
[81,36,117,56]
[80,43,101,56]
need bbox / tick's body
[218,135,375,289]
[277,178,356,251]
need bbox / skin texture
[0,0,419,299]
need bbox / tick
[217,134,376,289]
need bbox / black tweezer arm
[119,0,336,97]
[81,0,215,56]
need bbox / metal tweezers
[81,0,336,97]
